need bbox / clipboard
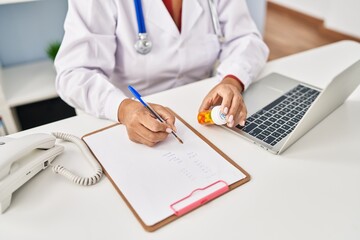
[82,110,250,232]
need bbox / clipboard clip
[170,180,229,216]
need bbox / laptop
[228,59,360,154]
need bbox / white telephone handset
[0,132,103,213]
[0,133,58,180]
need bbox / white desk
[1,40,360,240]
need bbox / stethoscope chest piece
[135,33,152,55]
[134,0,152,55]
[133,0,223,55]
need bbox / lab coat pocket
[181,34,220,78]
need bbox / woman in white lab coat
[55,0,269,146]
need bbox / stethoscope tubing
[134,0,146,33]
[133,0,224,54]
[208,0,225,42]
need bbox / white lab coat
[55,0,269,122]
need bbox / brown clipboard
[82,110,250,232]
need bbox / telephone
[0,132,103,213]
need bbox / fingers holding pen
[151,104,177,132]
[127,112,171,146]
[118,99,178,146]
[128,122,169,147]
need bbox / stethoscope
[134,0,224,55]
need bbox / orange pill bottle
[197,106,227,125]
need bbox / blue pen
[128,85,183,144]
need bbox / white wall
[325,0,360,38]
[246,0,267,34]
[269,0,360,38]
[0,62,4,104]
[269,0,327,19]
[0,0,67,67]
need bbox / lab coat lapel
[181,0,203,37]
[145,0,179,38]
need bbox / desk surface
[1,40,360,240]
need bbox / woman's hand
[199,77,247,128]
[117,99,177,147]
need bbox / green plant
[46,41,61,61]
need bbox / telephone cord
[51,132,103,186]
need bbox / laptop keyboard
[238,84,320,146]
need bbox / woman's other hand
[199,76,247,128]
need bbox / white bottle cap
[211,106,227,125]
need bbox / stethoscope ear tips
[135,33,152,55]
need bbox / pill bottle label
[197,106,227,125]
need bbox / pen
[128,85,183,144]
